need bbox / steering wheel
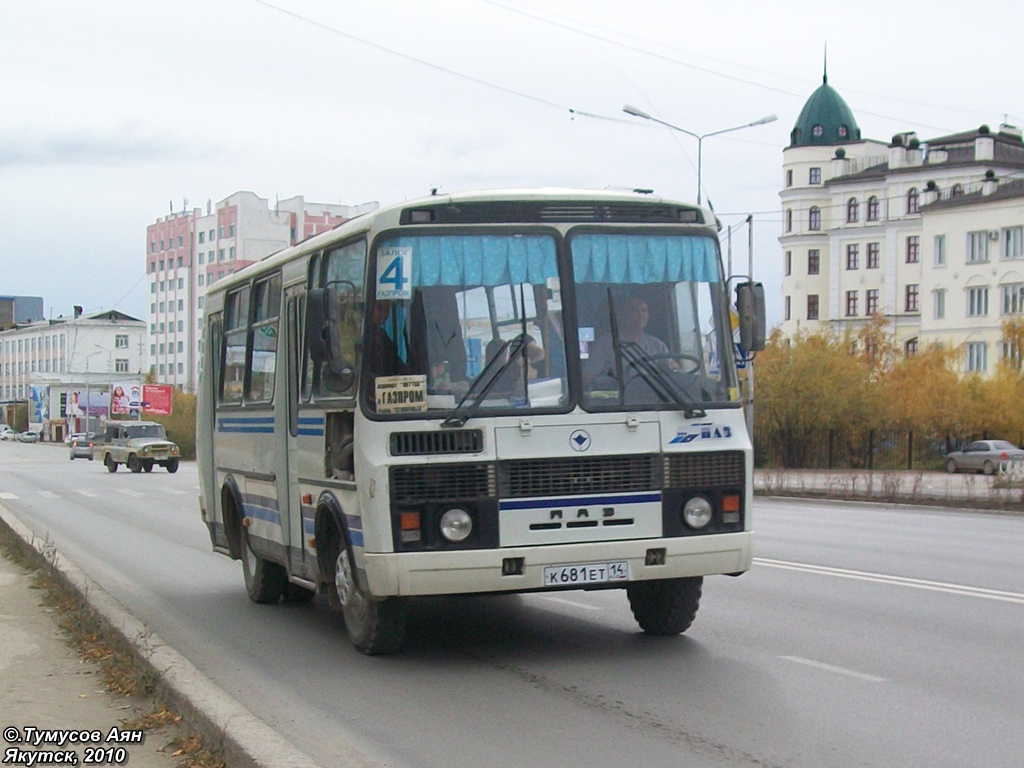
[645,353,703,376]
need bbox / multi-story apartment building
[0,308,146,439]
[147,191,378,392]
[780,71,1024,374]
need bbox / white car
[0,425,15,441]
[16,430,41,443]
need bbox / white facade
[780,115,1024,374]
[0,309,146,438]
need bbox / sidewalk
[0,553,181,768]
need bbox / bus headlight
[439,507,473,543]
[682,497,713,530]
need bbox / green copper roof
[790,74,861,147]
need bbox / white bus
[197,189,765,654]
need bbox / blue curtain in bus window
[380,235,558,287]
[570,234,720,284]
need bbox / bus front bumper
[361,531,753,598]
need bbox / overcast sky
[3,0,1021,327]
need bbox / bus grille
[500,455,659,499]
[665,451,745,488]
[390,429,483,456]
[390,463,496,504]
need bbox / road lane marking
[755,557,1024,605]
[0,492,17,500]
[77,490,98,498]
[116,489,145,498]
[537,595,603,611]
[780,655,888,682]
[38,491,59,499]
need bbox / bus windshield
[572,232,738,409]
[364,230,737,417]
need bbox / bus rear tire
[241,528,286,604]
[332,546,405,655]
[627,576,702,636]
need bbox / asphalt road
[2,440,1022,768]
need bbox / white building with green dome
[779,71,1024,374]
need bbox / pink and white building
[146,191,378,392]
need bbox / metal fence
[753,427,1024,471]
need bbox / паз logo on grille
[569,429,591,452]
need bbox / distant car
[944,440,1024,475]
[0,425,15,441]
[95,420,180,473]
[69,433,95,460]
[16,430,41,443]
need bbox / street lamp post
[622,105,777,207]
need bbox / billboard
[111,380,142,418]
[143,385,173,416]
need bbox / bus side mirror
[304,287,355,391]
[735,281,766,353]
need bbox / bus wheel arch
[314,495,406,655]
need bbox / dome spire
[823,43,828,85]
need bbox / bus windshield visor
[571,233,739,410]
[366,234,569,415]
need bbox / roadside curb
[0,502,323,768]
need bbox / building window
[199,252,205,265]
[809,167,821,185]
[1004,227,1023,259]
[967,232,990,263]
[951,183,964,198]
[845,291,858,316]
[866,289,879,315]
[812,125,823,137]
[198,274,205,286]
[809,206,821,231]
[785,296,791,321]
[115,334,128,349]
[867,196,879,221]
[846,197,859,223]
[846,243,859,270]
[230,246,236,259]
[808,249,820,274]
[906,236,919,264]
[786,169,793,187]
[786,209,793,232]
[934,289,946,319]
[198,231,205,244]
[867,242,880,269]
[1001,339,1023,370]
[968,286,989,316]
[967,342,987,373]
[1002,283,1024,315]
[807,295,819,320]
[907,187,920,214]
[935,235,946,266]
[905,284,920,313]
[218,249,225,261]
[785,251,792,276]
[115,358,129,373]
[905,338,918,357]
[218,226,224,238]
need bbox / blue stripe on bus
[499,492,662,511]
[218,416,275,434]
[297,416,325,437]
[297,428,325,436]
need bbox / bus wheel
[241,527,286,604]
[105,455,118,473]
[626,576,702,636]
[128,455,142,473]
[333,546,406,655]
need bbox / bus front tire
[241,528,287,604]
[332,546,406,655]
[627,576,703,636]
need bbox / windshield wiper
[441,334,530,428]
[618,342,706,418]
